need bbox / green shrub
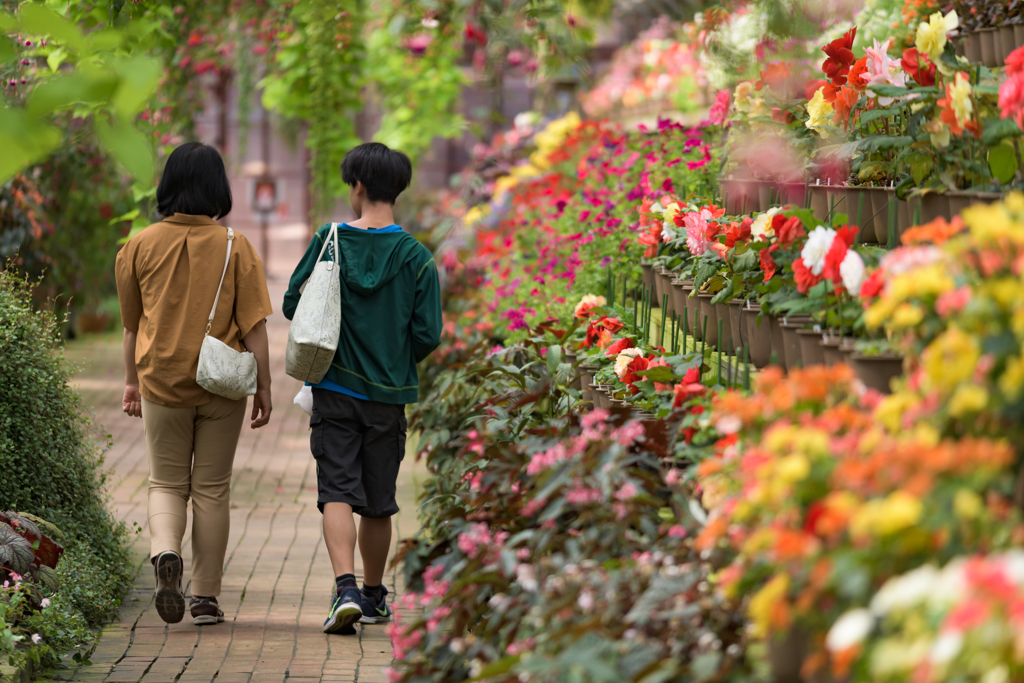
[0,268,132,664]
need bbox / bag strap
[206,227,234,335]
[314,222,339,269]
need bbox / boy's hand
[251,387,272,429]
[123,384,143,418]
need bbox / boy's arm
[410,253,442,363]
[282,227,326,320]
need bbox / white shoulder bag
[285,222,341,384]
[196,227,259,400]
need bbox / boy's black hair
[156,142,233,219]
[341,142,413,205]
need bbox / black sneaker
[359,585,391,624]
[153,551,185,624]
[323,586,362,635]
[190,596,224,626]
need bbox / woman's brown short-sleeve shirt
[115,213,273,408]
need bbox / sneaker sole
[154,554,185,624]
[358,614,391,625]
[193,614,224,626]
[323,603,362,634]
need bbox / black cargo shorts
[310,389,407,518]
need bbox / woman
[115,142,273,626]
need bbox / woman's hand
[250,387,272,429]
[123,384,143,418]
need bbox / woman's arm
[242,319,272,428]
[122,329,142,418]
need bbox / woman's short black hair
[156,142,233,219]
[341,142,412,205]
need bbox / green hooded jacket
[283,223,442,404]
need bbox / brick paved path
[49,224,421,683]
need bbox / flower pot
[886,189,911,242]
[1016,24,1024,51]
[978,27,999,67]
[716,302,735,351]
[768,314,787,370]
[684,285,703,342]
[796,328,826,367]
[697,293,719,348]
[768,629,811,683]
[780,317,811,370]
[953,34,965,58]
[727,300,745,356]
[826,186,847,222]
[919,191,950,225]
[580,363,598,404]
[820,335,845,366]
[655,267,673,306]
[904,194,922,233]
[757,179,773,212]
[846,186,877,244]
[947,190,1002,217]
[871,188,894,246]
[741,305,772,369]
[566,351,582,390]
[77,312,111,334]
[809,183,830,221]
[850,353,904,394]
[594,384,612,409]
[1000,25,1017,63]
[839,338,857,365]
[963,30,983,64]
[721,177,757,216]
[777,180,806,207]
[670,279,689,324]
[641,262,656,293]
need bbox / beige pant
[143,395,246,597]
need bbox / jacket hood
[332,227,423,296]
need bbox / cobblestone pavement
[46,224,424,683]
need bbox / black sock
[362,583,382,599]
[335,574,357,593]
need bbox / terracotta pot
[1000,25,1017,63]
[979,27,999,67]
[820,335,845,366]
[871,188,893,246]
[850,353,904,394]
[77,313,111,334]
[727,300,744,356]
[809,183,829,221]
[919,192,950,225]
[742,305,772,369]
[797,328,826,367]
[963,30,983,64]
[768,314,787,370]
[780,317,811,370]
[670,279,689,323]
[716,302,735,351]
[641,262,656,292]
[697,293,719,348]
[845,186,877,244]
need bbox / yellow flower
[916,10,959,64]
[999,352,1024,399]
[663,202,683,225]
[891,303,925,329]
[911,423,940,448]
[463,205,487,227]
[961,202,1022,245]
[948,384,989,417]
[920,326,980,393]
[947,72,973,130]
[852,491,922,537]
[734,81,754,112]
[874,391,918,433]
[953,488,983,520]
[980,278,1023,310]
[764,425,829,457]
[493,175,520,197]
[805,86,834,133]
[748,574,789,638]
[776,453,810,484]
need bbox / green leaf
[0,109,62,183]
[981,117,1022,146]
[17,3,85,52]
[110,56,161,117]
[907,150,934,186]
[989,143,1018,185]
[26,71,118,115]
[732,248,758,273]
[636,366,677,383]
[866,84,911,97]
[468,654,520,680]
[0,37,13,63]
[545,345,561,376]
[96,117,153,181]
[859,107,898,124]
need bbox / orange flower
[831,85,860,131]
[756,61,792,91]
[846,57,869,90]
[901,215,965,245]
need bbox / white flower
[449,638,465,654]
[577,590,595,610]
[871,564,940,615]
[515,563,538,592]
[715,414,742,435]
[614,348,644,378]
[928,631,963,665]
[31,634,42,644]
[661,221,678,242]
[801,226,837,276]
[825,609,873,652]
[839,251,866,295]
[750,207,781,240]
[40,598,50,608]
[421,17,439,28]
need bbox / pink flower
[611,421,646,446]
[999,72,1024,129]
[708,90,731,126]
[526,443,570,475]
[668,525,688,539]
[683,211,710,255]
[863,39,906,104]
[456,522,492,559]
[936,286,971,317]
[615,481,639,501]
[404,33,432,55]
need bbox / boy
[283,142,442,634]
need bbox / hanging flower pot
[768,314,787,371]
[978,27,999,68]
[797,328,826,367]
[741,304,772,368]
[641,262,656,292]
[820,334,845,366]
[726,300,745,356]
[845,186,878,244]
[809,182,830,221]
[849,352,904,393]
[780,316,811,370]
[919,191,950,225]
[697,292,720,347]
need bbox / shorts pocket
[310,414,325,459]
[398,413,407,463]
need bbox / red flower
[832,85,860,131]
[672,367,705,408]
[793,257,822,293]
[804,78,829,100]
[760,248,777,282]
[999,72,1024,129]
[771,108,794,124]
[583,316,625,348]
[822,27,857,85]
[622,356,651,393]
[705,204,726,219]
[724,217,752,248]
[605,337,636,357]
[902,48,936,87]
[859,269,885,300]
[1007,46,1024,77]
[772,214,805,247]
[822,240,848,285]
[756,62,792,91]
